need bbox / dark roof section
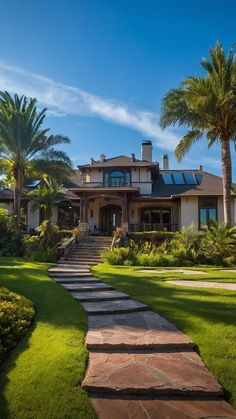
[64,169,84,188]
[152,170,224,198]
[78,155,156,169]
[0,189,14,200]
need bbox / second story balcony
[104,170,131,187]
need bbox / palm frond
[175,130,203,161]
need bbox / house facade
[1,140,236,234]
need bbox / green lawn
[92,264,236,408]
[132,266,236,283]
[0,258,96,419]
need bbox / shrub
[200,221,236,264]
[102,248,136,266]
[0,286,35,362]
[0,209,24,257]
[26,246,58,263]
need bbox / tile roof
[78,155,156,168]
[152,171,224,198]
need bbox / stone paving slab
[138,269,207,275]
[62,283,114,292]
[50,272,93,278]
[167,280,236,291]
[48,266,90,273]
[72,290,130,302]
[82,351,223,396]
[54,277,101,284]
[86,311,194,350]
[91,396,236,419]
[81,299,149,315]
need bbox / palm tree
[28,176,67,221]
[160,42,236,224]
[200,220,236,261]
[0,92,72,227]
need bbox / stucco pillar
[79,195,89,234]
[121,193,129,235]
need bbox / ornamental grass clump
[0,286,35,362]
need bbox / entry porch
[72,188,180,234]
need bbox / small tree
[28,176,66,221]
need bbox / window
[104,170,131,187]
[184,172,196,184]
[172,173,185,184]
[199,198,217,228]
[196,174,203,185]
[140,208,171,226]
[162,171,200,185]
[162,173,173,184]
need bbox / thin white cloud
[0,62,179,151]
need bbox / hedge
[0,286,35,362]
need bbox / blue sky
[0,0,235,178]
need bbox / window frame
[198,197,217,228]
[103,169,131,187]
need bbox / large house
[1,140,236,234]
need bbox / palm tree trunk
[13,166,23,229]
[221,139,232,224]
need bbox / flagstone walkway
[48,264,236,418]
[167,280,236,291]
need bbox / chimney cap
[198,164,203,171]
[131,153,136,162]
[142,140,152,145]
[100,153,105,162]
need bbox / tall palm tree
[160,42,236,223]
[0,92,72,227]
[28,176,67,221]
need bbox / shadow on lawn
[0,264,88,419]
[94,270,236,330]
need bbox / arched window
[104,170,131,187]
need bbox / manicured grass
[92,264,236,408]
[0,258,96,419]
[131,266,236,283]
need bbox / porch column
[121,193,129,235]
[79,195,89,234]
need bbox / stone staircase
[48,261,236,418]
[59,236,112,266]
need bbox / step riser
[51,274,93,278]
[74,296,130,302]
[82,307,149,315]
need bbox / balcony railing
[104,177,131,187]
[129,223,179,232]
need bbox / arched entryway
[99,204,122,234]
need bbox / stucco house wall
[27,201,40,231]
[180,196,199,229]
[131,167,152,195]
[0,201,13,211]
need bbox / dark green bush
[103,222,236,267]
[0,286,35,362]
[0,208,24,257]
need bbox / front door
[100,204,122,234]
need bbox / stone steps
[50,271,93,278]
[62,283,114,292]
[67,259,102,264]
[81,299,149,315]
[82,351,223,396]
[55,277,101,285]
[59,259,97,265]
[49,259,236,417]
[86,311,194,350]
[91,397,236,419]
[72,290,130,302]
